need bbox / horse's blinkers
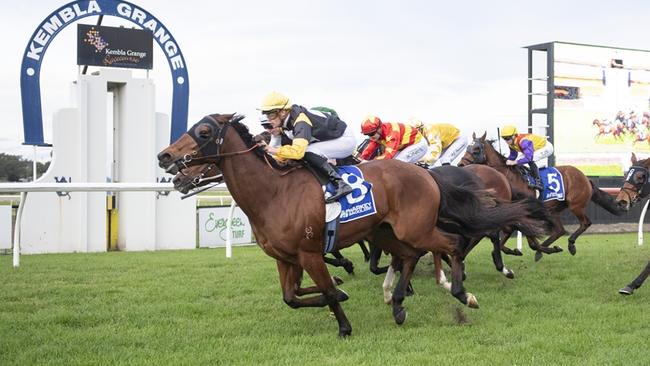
[625,165,650,201]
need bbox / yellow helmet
[259,91,291,111]
[500,125,517,137]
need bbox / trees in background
[0,153,50,182]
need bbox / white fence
[0,183,240,268]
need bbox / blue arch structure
[20,0,189,145]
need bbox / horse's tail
[590,180,625,216]
[433,174,553,239]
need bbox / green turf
[1,234,648,365]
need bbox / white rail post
[638,199,649,246]
[13,192,27,268]
[225,200,236,258]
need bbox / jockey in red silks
[358,115,428,163]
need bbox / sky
[2,0,650,161]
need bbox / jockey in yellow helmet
[500,125,554,190]
[259,91,356,203]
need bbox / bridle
[619,165,650,205]
[172,114,260,172]
[461,138,486,165]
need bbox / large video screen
[553,43,650,176]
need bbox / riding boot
[528,161,543,190]
[303,152,354,203]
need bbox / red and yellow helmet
[361,115,382,135]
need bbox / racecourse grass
[1,233,649,365]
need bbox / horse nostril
[158,152,171,163]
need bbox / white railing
[0,183,238,268]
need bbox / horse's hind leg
[566,210,591,256]
[498,229,523,256]
[535,214,567,261]
[358,240,371,262]
[390,255,419,325]
[369,242,389,274]
[324,250,355,274]
[299,252,352,337]
[488,232,514,279]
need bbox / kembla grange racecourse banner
[77,24,153,69]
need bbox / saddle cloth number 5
[546,172,560,192]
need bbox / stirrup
[326,185,353,203]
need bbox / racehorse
[460,132,624,261]
[614,153,650,295]
[158,114,549,336]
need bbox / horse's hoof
[554,246,564,253]
[343,263,355,274]
[534,251,544,262]
[337,289,350,302]
[338,327,352,338]
[466,293,479,309]
[619,286,634,295]
[513,249,523,256]
[505,270,515,279]
[568,245,576,256]
[333,276,344,286]
[393,307,407,325]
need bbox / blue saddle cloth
[326,166,376,223]
[539,167,565,201]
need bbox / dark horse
[614,152,650,295]
[158,114,548,336]
[460,132,624,261]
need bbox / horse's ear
[480,132,487,141]
[472,132,476,139]
[632,152,638,164]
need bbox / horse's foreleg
[276,260,347,307]
[358,240,371,262]
[299,252,352,337]
[323,251,355,274]
[619,261,650,295]
[369,242,389,274]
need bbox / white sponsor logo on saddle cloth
[325,166,377,223]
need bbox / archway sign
[20,0,189,145]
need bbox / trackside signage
[77,24,153,69]
[197,207,254,248]
[20,0,189,145]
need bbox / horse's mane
[482,138,507,163]
[226,114,294,171]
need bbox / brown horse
[158,114,548,336]
[460,132,624,261]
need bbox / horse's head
[157,113,244,174]
[459,132,488,166]
[616,152,650,211]
[171,163,223,194]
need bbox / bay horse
[158,114,548,337]
[614,152,650,295]
[460,132,624,261]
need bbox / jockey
[259,91,356,203]
[500,125,554,190]
[358,116,428,163]
[416,122,468,167]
